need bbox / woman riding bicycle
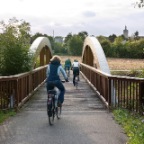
[72,59,80,86]
[46,55,68,106]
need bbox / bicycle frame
[47,88,61,125]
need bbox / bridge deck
[0,71,127,144]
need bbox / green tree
[135,0,144,7]
[114,36,124,44]
[0,17,32,76]
[31,33,54,49]
[78,31,88,41]
[64,33,72,44]
[97,35,108,43]
[100,40,112,57]
[135,39,144,58]
[54,42,67,54]
[134,31,139,40]
[108,34,117,43]
[69,35,83,56]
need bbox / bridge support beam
[40,48,45,66]
[29,37,53,69]
[45,46,51,64]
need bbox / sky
[0,0,144,37]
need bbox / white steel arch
[82,36,111,74]
[29,37,53,68]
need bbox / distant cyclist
[72,59,80,86]
[46,55,68,106]
[64,58,71,76]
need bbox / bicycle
[47,88,62,125]
[75,75,79,89]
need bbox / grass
[0,110,16,124]
[107,58,144,70]
[113,109,144,144]
[61,56,144,70]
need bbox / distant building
[123,26,128,39]
[54,36,64,43]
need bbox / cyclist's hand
[65,79,69,82]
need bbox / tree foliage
[100,36,144,59]
[135,0,144,7]
[30,32,54,48]
[134,31,139,40]
[0,17,32,76]
[108,34,117,43]
[69,35,83,56]
[64,33,72,44]
[78,31,88,41]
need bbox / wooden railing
[1,63,144,114]
[80,63,144,114]
[0,66,47,110]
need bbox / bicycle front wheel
[75,81,78,89]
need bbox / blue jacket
[46,60,67,81]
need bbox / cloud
[82,11,96,17]
[0,0,144,37]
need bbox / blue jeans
[64,65,70,71]
[46,80,65,103]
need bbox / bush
[0,17,32,76]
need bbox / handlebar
[61,79,69,83]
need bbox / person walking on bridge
[64,58,72,76]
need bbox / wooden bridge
[0,71,128,144]
[0,36,144,114]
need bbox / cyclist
[64,58,71,76]
[46,55,68,106]
[72,59,80,86]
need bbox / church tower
[123,25,128,39]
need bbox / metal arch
[82,36,111,74]
[29,37,53,68]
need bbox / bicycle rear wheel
[75,76,78,89]
[47,102,54,125]
[56,106,62,119]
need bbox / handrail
[0,65,47,110]
[1,62,144,114]
[80,63,144,114]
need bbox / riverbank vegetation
[0,110,16,124]
[113,109,144,144]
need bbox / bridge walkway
[0,71,127,144]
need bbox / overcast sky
[0,0,144,37]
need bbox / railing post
[108,78,111,107]
[15,79,19,110]
[139,82,144,114]
[29,72,33,93]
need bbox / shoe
[57,101,62,107]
